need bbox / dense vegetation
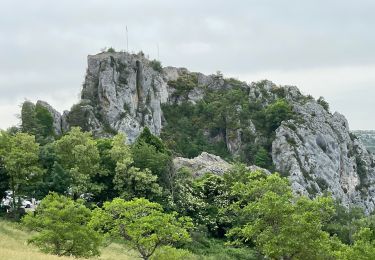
[1,112,375,259]
[161,77,295,170]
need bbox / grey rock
[173,152,269,178]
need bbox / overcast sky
[1,0,374,130]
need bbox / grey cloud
[0,0,374,129]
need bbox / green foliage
[324,202,365,245]
[90,198,193,260]
[2,132,42,211]
[317,96,330,112]
[22,193,101,257]
[228,172,337,259]
[111,133,162,200]
[263,99,294,133]
[54,127,100,197]
[107,47,115,53]
[168,72,198,100]
[149,59,163,73]
[161,82,295,170]
[21,101,54,143]
[151,246,197,260]
[254,147,272,169]
[184,234,258,260]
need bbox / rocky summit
[30,51,375,213]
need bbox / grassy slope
[0,218,137,260]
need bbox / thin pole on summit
[126,26,129,53]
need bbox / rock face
[173,152,269,177]
[39,51,375,213]
[173,152,232,177]
[272,98,375,213]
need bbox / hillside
[24,51,375,213]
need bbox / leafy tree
[263,99,294,133]
[132,128,172,188]
[254,147,272,169]
[0,131,10,202]
[54,127,99,198]
[193,173,230,237]
[21,101,38,135]
[111,133,162,200]
[2,132,42,211]
[90,198,193,260]
[228,172,337,259]
[22,193,101,257]
[337,228,375,259]
[34,103,54,138]
[324,202,364,244]
[20,101,54,143]
[92,137,117,202]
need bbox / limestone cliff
[41,51,375,212]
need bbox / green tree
[111,133,162,200]
[21,101,38,135]
[132,128,172,188]
[20,101,55,143]
[263,99,294,133]
[22,193,101,257]
[254,147,272,169]
[228,172,337,259]
[90,198,193,260]
[54,127,99,198]
[2,132,42,211]
[337,228,375,260]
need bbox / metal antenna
[126,26,129,53]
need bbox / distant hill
[352,130,375,154]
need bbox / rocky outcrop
[272,98,375,213]
[173,152,269,177]
[173,152,232,177]
[35,51,375,213]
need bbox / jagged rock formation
[36,51,375,213]
[173,152,232,177]
[173,152,269,177]
[353,130,375,154]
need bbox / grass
[0,218,137,260]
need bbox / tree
[90,198,193,260]
[54,127,99,198]
[22,193,101,257]
[20,101,54,143]
[263,99,294,133]
[228,172,337,259]
[132,128,172,188]
[254,147,272,169]
[111,133,162,200]
[2,132,42,211]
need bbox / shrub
[22,193,101,257]
[150,59,163,73]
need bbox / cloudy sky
[1,0,374,130]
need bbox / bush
[22,193,101,257]
[317,96,330,112]
[150,59,163,73]
[152,246,197,260]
